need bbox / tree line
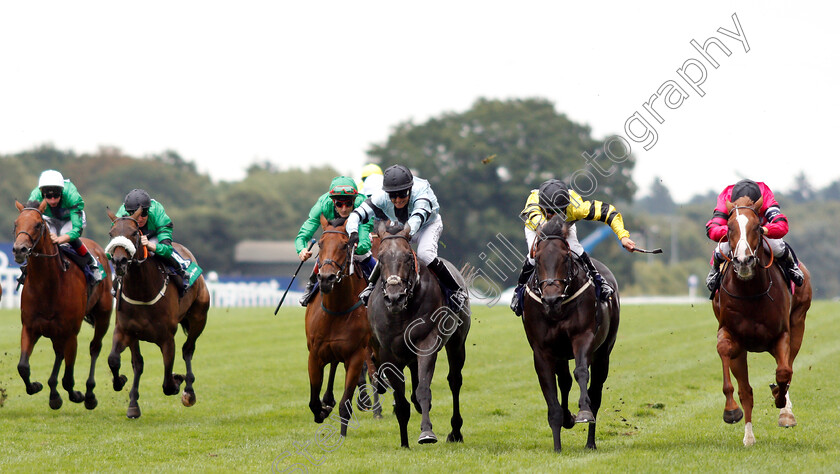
[1,98,838,298]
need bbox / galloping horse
[105,208,210,418]
[305,216,374,436]
[712,196,812,446]
[521,215,620,452]
[13,200,113,410]
[367,220,470,448]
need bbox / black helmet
[731,179,761,202]
[382,165,414,193]
[124,189,151,213]
[538,179,570,214]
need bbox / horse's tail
[459,262,476,290]
[179,318,190,336]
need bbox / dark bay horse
[522,215,619,452]
[712,196,812,446]
[105,208,210,418]
[367,220,470,448]
[305,216,374,436]
[13,200,113,410]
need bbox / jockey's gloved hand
[348,232,359,247]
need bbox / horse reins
[16,208,60,260]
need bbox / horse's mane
[328,216,348,227]
[541,215,569,238]
[25,199,41,209]
[384,222,406,235]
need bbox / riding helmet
[538,179,570,214]
[38,170,65,189]
[124,189,152,212]
[328,176,359,197]
[382,165,414,193]
[731,179,761,202]
[360,163,383,180]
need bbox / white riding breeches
[44,212,86,238]
[412,214,442,266]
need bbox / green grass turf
[0,301,838,472]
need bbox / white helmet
[38,170,65,189]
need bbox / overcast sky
[1,1,837,202]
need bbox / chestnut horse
[305,217,374,436]
[105,208,210,418]
[367,220,471,448]
[712,196,812,446]
[13,200,113,410]
[522,215,619,452]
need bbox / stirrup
[599,282,613,300]
[359,284,374,305]
[706,268,721,292]
[510,285,523,317]
[449,289,467,311]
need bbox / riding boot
[166,254,190,296]
[360,256,377,281]
[779,244,804,287]
[358,261,381,306]
[706,252,725,294]
[579,252,613,301]
[510,260,535,317]
[427,257,468,312]
[85,252,103,284]
[299,267,319,306]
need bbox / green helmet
[328,176,359,197]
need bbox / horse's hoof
[446,432,463,443]
[724,408,744,424]
[373,412,383,420]
[321,403,334,416]
[182,391,196,407]
[575,410,595,424]
[49,396,63,410]
[84,395,98,410]
[114,375,127,391]
[127,405,141,419]
[27,382,43,395]
[418,430,438,444]
[585,442,597,450]
[69,391,84,403]
[562,408,576,429]
[779,412,797,428]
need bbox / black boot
[360,256,377,281]
[580,252,613,301]
[706,252,724,295]
[510,261,535,317]
[779,244,804,287]
[86,253,103,284]
[165,254,190,297]
[427,258,467,312]
[358,261,380,305]
[299,267,318,306]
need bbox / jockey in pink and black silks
[704,179,804,295]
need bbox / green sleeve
[295,197,326,253]
[63,183,85,241]
[148,202,174,257]
[355,219,373,255]
[27,187,41,202]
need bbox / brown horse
[367,220,471,448]
[522,215,620,452]
[712,196,812,446]
[305,216,373,436]
[13,200,113,410]
[105,208,210,418]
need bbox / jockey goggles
[388,189,410,199]
[42,188,62,199]
[332,198,354,208]
[126,207,150,217]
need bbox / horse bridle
[721,206,774,270]
[15,208,60,260]
[109,217,149,265]
[534,234,582,301]
[379,233,420,300]
[319,230,354,283]
[718,205,775,301]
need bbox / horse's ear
[401,223,412,238]
[15,200,24,212]
[376,219,386,236]
[131,207,143,219]
[725,200,734,214]
[106,207,117,223]
[38,200,48,213]
[753,196,763,213]
[319,214,328,229]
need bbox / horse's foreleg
[308,353,329,423]
[108,329,129,392]
[84,311,110,409]
[18,327,43,395]
[337,353,365,437]
[180,322,205,408]
[47,338,66,410]
[533,349,564,453]
[390,368,411,448]
[771,332,793,409]
[717,328,743,424]
[571,335,596,424]
[127,340,144,418]
[322,362,338,410]
[415,352,439,444]
[61,334,84,404]
[160,337,180,396]
[585,349,612,450]
[444,338,466,443]
[409,360,421,414]
[729,353,754,445]
[556,361,575,430]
